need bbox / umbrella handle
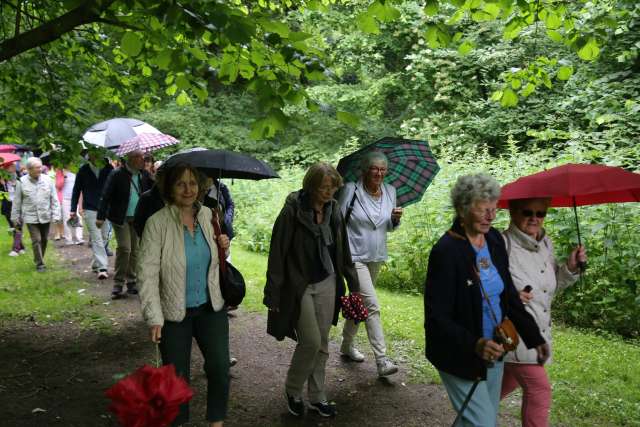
[573,199,587,273]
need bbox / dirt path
[0,241,519,426]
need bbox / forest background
[1,1,639,424]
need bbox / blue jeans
[439,361,504,427]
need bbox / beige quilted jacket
[138,204,224,327]
[502,224,578,364]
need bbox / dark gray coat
[264,191,360,341]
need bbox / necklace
[364,183,381,198]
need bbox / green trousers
[160,303,230,425]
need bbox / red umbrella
[498,163,640,270]
[0,144,16,153]
[0,152,21,167]
[105,364,193,427]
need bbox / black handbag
[211,210,245,307]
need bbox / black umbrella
[159,148,279,180]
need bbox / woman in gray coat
[264,162,360,418]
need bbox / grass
[0,217,100,325]
[232,244,640,427]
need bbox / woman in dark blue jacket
[424,173,548,427]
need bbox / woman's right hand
[150,325,162,343]
[475,338,504,362]
[519,290,533,304]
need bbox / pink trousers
[501,362,552,427]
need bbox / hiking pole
[451,379,480,427]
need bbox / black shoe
[126,282,138,295]
[36,265,46,273]
[111,284,124,299]
[286,392,304,417]
[308,401,337,417]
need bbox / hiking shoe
[97,271,108,280]
[36,265,46,273]
[340,344,365,362]
[376,358,399,377]
[75,240,85,245]
[8,250,19,257]
[286,392,304,417]
[308,401,337,417]
[19,249,26,255]
[126,282,138,295]
[111,285,124,299]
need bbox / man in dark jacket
[97,150,153,299]
[203,179,235,240]
[70,153,113,280]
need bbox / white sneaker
[8,251,19,257]
[376,358,399,376]
[340,343,365,362]
[18,249,26,255]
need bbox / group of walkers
[3,148,586,427]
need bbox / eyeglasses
[471,207,497,217]
[368,166,388,174]
[522,209,547,218]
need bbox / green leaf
[259,19,290,38]
[175,74,190,90]
[141,65,152,77]
[490,90,503,102]
[482,3,501,19]
[121,32,143,57]
[458,41,475,55]
[557,66,573,81]
[176,90,191,106]
[336,111,361,127]
[471,10,494,22]
[577,38,600,61]
[511,78,521,89]
[500,88,519,107]
[155,49,172,69]
[188,47,207,61]
[546,29,563,43]
[356,12,380,34]
[504,18,524,40]
[424,0,439,16]
[544,12,562,30]
[521,82,536,97]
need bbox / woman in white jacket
[500,198,586,427]
[138,163,230,427]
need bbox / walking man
[97,150,153,299]
[11,157,61,272]
[70,152,114,280]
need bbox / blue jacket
[70,162,113,212]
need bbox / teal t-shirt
[184,223,211,308]
[126,173,141,218]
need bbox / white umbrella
[82,118,163,150]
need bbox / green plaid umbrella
[336,137,440,207]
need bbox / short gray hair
[451,173,501,216]
[26,157,42,169]
[360,151,388,173]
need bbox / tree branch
[14,0,21,37]
[0,0,116,62]
[96,17,143,32]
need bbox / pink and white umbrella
[115,133,180,156]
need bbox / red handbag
[340,293,368,323]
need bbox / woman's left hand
[391,207,403,222]
[536,342,550,365]
[218,234,230,250]
[567,245,587,273]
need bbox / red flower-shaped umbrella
[341,293,369,324]
[105,364,193,427]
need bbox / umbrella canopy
[159,148,279,180]
[336,137,440,207]
[105,364,193,427]
[0,152,21,167]
[498,163,640,208]
[83,118,163,150]
[115,133,180,157]
[0,144,16,153]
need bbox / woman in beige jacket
[501,197,586,427]
[138,163,230,427]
